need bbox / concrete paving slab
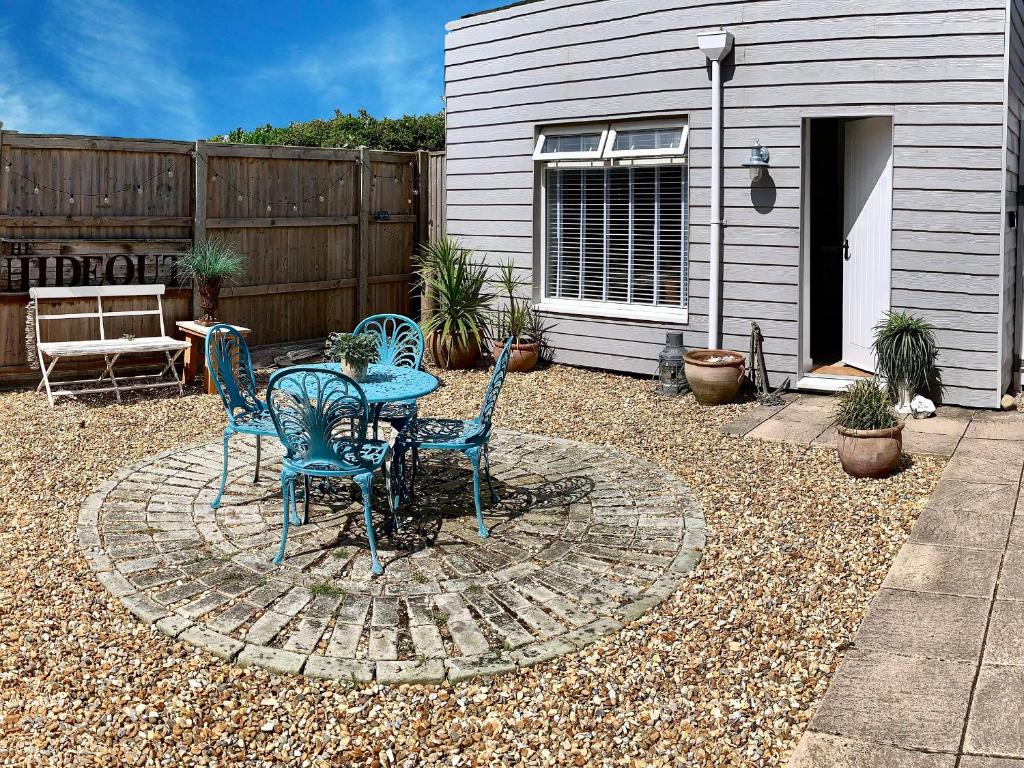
[983,601,1024,666]
[943,439,1024,485]
[809,648,975,752]
[910,504,1012,551]
[960,757,1024,767]
[964,664,1024,757]
[882,543,1000,599]
[788,732,955,768]
[965,411,1024,441]
[928,480,1019,517]
[902,415,970,437]
[901,430,962,458]
[854,588,988,661]
[748,418,830,445]
[996,550,1024,601]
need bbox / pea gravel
[0,364,943,767]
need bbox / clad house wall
[444,0,1016,407]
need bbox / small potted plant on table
[834,378,904,478]
[418,238,493,370]
[490,260,542,372]
[179,238,246,326]
[326,332,379,383]
[684,349,746,405]
[873,311,939,415]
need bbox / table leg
[182,335,201,386]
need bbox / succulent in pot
[326,332,379,382]
[872,311,939,414]
[417,238,493,370]
[684,349,745,406]
[178,238,246,326]
[489,259,543,372]
[834,378,904,478]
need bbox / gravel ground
[0,363,943,767]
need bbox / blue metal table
[277,362,438,514]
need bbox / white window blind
[544,165,688,309]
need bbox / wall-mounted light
[742,139,770,181]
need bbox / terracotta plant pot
[493,340,539,373]
[684,349,746,406]
[837,422,905,478]
[195,277,223,327]
[428,332,481,370]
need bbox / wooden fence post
[192,140,207,320]
[358,145,371,320]
[415,149,434,322]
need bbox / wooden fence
[427,151,446,243]
[0,130,433,384]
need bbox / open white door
[842,117,892,372]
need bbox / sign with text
[1,239,189,294]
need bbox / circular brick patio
[78,429,705,684]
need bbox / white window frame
[536,118,690,324]
[532,124,609,161]
[605,119,690,159]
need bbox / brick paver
[80,429,704,684]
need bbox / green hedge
[212,109,445,152]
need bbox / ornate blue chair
[399,337,513,538]
[353,314,424,437]
[206,325,278,510]
[266,367,397,573]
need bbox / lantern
[742,139,770,181]
[657,331,687,396]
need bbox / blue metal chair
[206,324,278,510]
[399,337,514,538]
[353,314,424,437]
[266,367,397,573]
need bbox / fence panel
[0,130,425,385]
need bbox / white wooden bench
[29,285,189,406]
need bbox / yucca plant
[417,238,493,368]
[490,260,536,343]
[833,378,899,431]
[872,311,938,409]
[179,238,246,326]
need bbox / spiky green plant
[833,378,899,431]
[178,238,246,282]
[417,238,493,355]
[490,259,536,343]
[872,311,938,397]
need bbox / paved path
[725,397,1024,767]
[79,430,705,685]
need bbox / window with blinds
[544,164,688,309]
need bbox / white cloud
[41,0,201,138]
[253,0,444,118]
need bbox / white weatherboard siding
[445,0,1011,407]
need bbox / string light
[0,150,186,200]
[136,185,143,194]
[3,162,10,172]
[32,185,40,195]
[103,194,110,204]
[68,195,75,205]
[265,204,272,213]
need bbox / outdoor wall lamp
[742,139,770,181]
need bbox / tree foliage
[212,109,445,152]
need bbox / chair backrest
[266,367,369,465]
[476,337,515,436]
[30,284,170,344]
[206,325,263,422]
[353,314,424,369]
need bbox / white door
[842,117,892,372]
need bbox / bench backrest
[29,284,170,342]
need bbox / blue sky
[0,0,495,140]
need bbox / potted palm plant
[418,238,493,369]
[326,332,379,382]
[834,378,904,478]
[178,238,246,326]
[872,311,939,414]
[490,260,541,372]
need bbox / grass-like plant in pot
[833,378,903,478]
[178,238,246,326]
[872,311,939,414]
[418,238,493,369]
[489,260,542,372]
[326,332,379,382]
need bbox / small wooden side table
[176,321,251,395]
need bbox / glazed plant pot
[428,332,481,370]
[684,349,746,406]
[493,340,539,373]
[837,422,905,478]
[196,277,224,327]
[342,360,369,383]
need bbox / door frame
[797,110,895,391]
